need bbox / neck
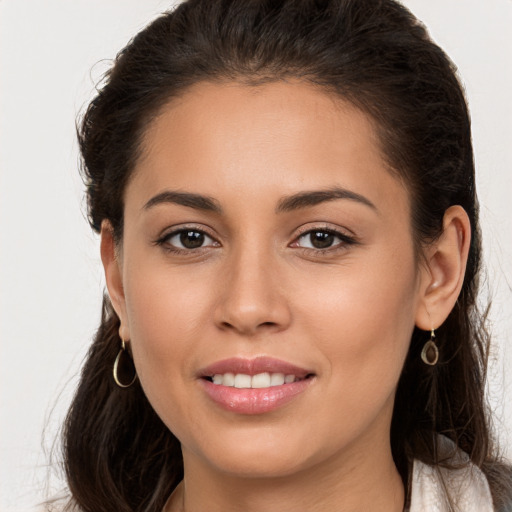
[165,430,404,512]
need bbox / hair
[60,0,512,510]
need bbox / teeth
[252,372,271,388]
[223,373,235,386]
[270,373,285,386]
[211,372,299,388]
[234,374,252,388]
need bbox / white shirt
[409,457,494,512]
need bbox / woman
[60,0,512,510]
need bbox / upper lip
[198,356,314,379]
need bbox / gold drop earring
[421,328,439,366]
[113,339,138,388]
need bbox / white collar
[409,456,494,512]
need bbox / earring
[421,328,439,366]
[113,339,137,388]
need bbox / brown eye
[165,230,217,250]
[309,231,335,249]
[294,229,355,251]
[180,231,205,248]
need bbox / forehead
[129,80,409,215]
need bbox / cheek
[121,257,213,422]
[296,249,419,420]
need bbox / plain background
[1,1,511,510]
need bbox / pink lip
[198,357,315,415]
[198,356,312,378]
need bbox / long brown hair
[60,1,511,510]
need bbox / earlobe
[415,205,471,330]
[100,220,129,340]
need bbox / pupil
[180,231,204,249]
[311,231,334,249]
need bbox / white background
[1,1,511,510]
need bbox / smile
[199,357,315,414]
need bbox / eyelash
[154,225,357,256]
[292,226,357,254]
[154,225,219,255]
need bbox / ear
[415,205,471,330]
[100,220,130,341]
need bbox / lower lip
[200,378,313,415]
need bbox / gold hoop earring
[113,339,137,388]
[421,328,439,366]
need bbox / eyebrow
[143,187,377,215]
[276,187,377,213]
[143,191,222,213]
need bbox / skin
[101,81,471,512]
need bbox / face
[109,81,427,478]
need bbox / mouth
[198,357,316,414]
[198,356,315,386]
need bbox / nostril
[219,320,278,332]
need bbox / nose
[214,245,292,336]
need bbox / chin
[182,421,332,480]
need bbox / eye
[294,229,355,250]
[161,229,218,250]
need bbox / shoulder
[409,457,494,512]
